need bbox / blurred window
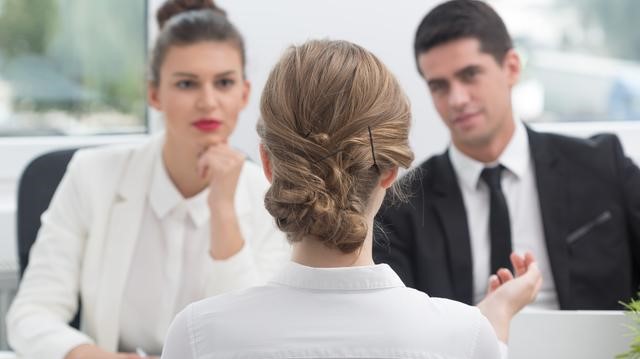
[492,0,640,122]
[0,0,147,136]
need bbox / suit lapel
[528,128,571,307]
[430,153,474,304]
[95,136,162,350]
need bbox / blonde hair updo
[258,40,414,254]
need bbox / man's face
[417,38,520,149]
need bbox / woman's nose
[196,85,219,111]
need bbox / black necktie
[480,165,513,274]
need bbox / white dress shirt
[448,120,559,309]
[118,153,214,354]
[161,261,506,359]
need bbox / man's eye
[461,69,479,81]
[429,83,446,93]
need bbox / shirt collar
[448,140,485,192]
[271,261,405,291]
[149,154,210,227]
[448,119,530,190]
[499,119,530,180]
[184,187,210,227]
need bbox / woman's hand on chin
[197,142,246,260]
[196,142,245,210]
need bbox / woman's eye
[217,78,235,88]
[176,80,195,89]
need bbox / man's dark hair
[414,0,513,73]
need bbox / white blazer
[7,135,290,359]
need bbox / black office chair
[16,147,82,328]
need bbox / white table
[509,310,633,359]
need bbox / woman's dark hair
[150,0,245,86]
[414,0,513,73]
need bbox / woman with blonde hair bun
[162,39,541,359]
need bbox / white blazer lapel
[94,135,163,351]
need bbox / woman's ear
[148,82,161,111]
[240,80,251,109]
[259,143,272,183]
[380,167,398,189]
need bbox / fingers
[508,251,538,278]
[496,268,514,284]
[486,267,513,293]
[509,252,541,293]
[520,261,543,300]
[519,255,541,285]
[197,156,209,179]
[510,252,526,277]
[488,251,539,297]
[487,274,501,293]
[524,251,536,267]
[523,261,541,282]
[196,144,245,180]
[196,146,213,179]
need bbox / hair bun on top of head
[156,0,225,29]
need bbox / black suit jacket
[374,128,640,309]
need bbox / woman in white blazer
[161,39,542,359]
[6,1,289,358]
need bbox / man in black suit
[374,0,640,309]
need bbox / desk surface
[509,310,633,359]
[1,311,635,359]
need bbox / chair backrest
[16,147,81,328]
[16,148,79,276]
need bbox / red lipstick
[192,118,222,132]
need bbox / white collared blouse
[161,262,505,359]
[118,150,292,355]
